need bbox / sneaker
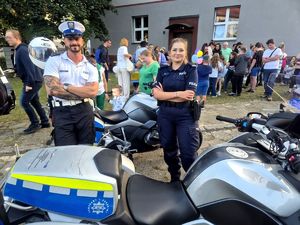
[261,94,268,98]
[40,123,51,128]
[228,92,236,96]
[216,92,221,96]
[23,124,41,134]
[246,89,255,93]
[267,97,272,101]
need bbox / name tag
[59,70,69,72]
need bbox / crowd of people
[93,37,300,111]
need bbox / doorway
[166,16,199,61]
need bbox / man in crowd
[95,38,112,82]
[221,42,232,63]
[5,29,49,134]
[262,38,282,101]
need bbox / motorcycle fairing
[3,146,119,221]
[185,144,300,217]
[184,143,277,187]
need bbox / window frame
[132,16,149,43]
[213,6,240,41]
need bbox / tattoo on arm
[44,75,82,100]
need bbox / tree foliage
[0,0,116,43]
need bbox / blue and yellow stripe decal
[11,173,113,191]
[4,173,115,220]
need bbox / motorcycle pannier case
[3,146,119,222]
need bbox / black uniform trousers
[53,102,95,146]
[158,105,199,181]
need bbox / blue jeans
[21,82,48,125]
[263,69,278,96]
[208,77,217,96]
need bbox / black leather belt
[160,101,191,108]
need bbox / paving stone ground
[0,100,281,182]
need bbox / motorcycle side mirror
[246,112,268,120]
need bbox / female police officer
[153,38,199,182]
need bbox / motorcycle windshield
[28,46,55,63]
[288,87,300,112]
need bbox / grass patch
[207,84,290,104]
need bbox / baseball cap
[58,21,85,37]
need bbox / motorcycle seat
[126,175,199,225]
[93,149,122,192]
[95,110,128,124]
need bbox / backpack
[0,75,16,115]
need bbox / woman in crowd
[247,42,264,92]
[213,43,222,56]
[224,52,238,92]
[153,38,199,182]
[229,47,249,96]
[154,45,168,66]
[116,38,132,99]
[137,49,160,94]
[207,53,221,97]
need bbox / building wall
[96,0,300,56]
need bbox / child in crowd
[216,55,227,96]
[89,55,108,110]
[109,86,126,111]
[208,53,222,97]
[196,55,212,106]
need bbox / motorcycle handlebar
[216,115,237,124]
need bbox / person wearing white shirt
[43,21,98,146]
[116,38,132,99]
[262,39,282,101]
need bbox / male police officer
[43,21,98,146]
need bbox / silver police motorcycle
[1,38,299,225]
[1,112,300,225]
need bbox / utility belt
[160,100,202,121]
[52,98,89,107]
[160,101,191,108]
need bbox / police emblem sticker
[226,147,248,159]
[88,199,110,215]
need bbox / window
[213,6,240,40]
[132,16,149,43]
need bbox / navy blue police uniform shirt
[156,63,198,105]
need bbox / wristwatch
[63,83,70,91]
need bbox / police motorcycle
[1,111,300,225]
[0,66,16,115]
[94,85,161,154]
[94,81,203,157]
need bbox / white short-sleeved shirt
[263,48,282,70]
[44,52,98,101]
[117,46,128,69]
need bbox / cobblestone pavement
[0,100,281,182]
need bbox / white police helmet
[28,37,57,69]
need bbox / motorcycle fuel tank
[3,146,123,221]
[184,143,300,222]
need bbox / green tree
[0,0,116,43]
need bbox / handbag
[126,58,134,72]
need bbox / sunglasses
[65,36,82,41]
